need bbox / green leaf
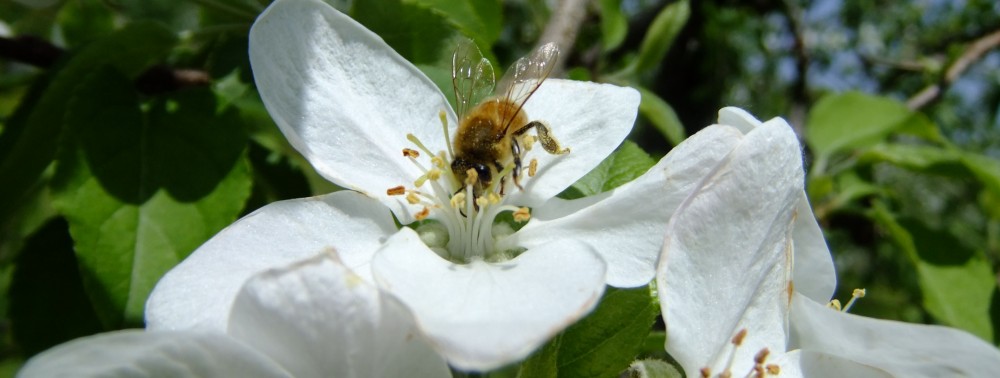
[0,22,176,235]
[959,152,1000,200]
[626,359,683,378]
[638,87,686,146]
[859,144,1000,199]
[870,203,996,342]
[56,0,116,47]
[352,0,457,65]
[805,92,915,158]
[409,0,502,45]
[9,219,104,356]
[561,141,657,199]
[518,286,660,378]
[633,0,689,74]
[51,68,251,327]
[599,0,627,51]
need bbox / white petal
[249,0,455,223]
[798,350,892,378]
[657,118,804,376]
[146,191,395,332]
[228,252,450,378]
[717,106,762,134]
[503,124,744,287]
[507,80,640,206]
[19,330,289,378]
[372,228,606,371]
[791,194,837,302]
[790,293,1000,378]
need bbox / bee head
[451,158,492,192]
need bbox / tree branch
[907,28,1000,110]
[536,0,589,76]
[0,35,210,95]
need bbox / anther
[700,368,712,378]
[475,196,489,209]
[528,158,538,177]
[842,288,866,312]
[431,155,445,168]
[753,348,769,364]
[427,168,442,180]
[487,192,501,205]
[415,207,430,220]
[387,186,406,196]
[513,207,531,222]
[765,365,780,375]
[450,192,467,209]
[827,299,842,311]
[465,168,478,186]
[406,192,421,205]
[403,148,420,158]
[523,135,536,151]
[732,329,748,346]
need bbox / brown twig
[0,35,210,95]
[907,28,1000,110]
[536,0,589,76]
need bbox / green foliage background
[1,0,998,376]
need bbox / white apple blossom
[657,107,1000,378]
[20,252,449,378]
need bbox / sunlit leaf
[806,92,915,158]
[632,0,689,74]
[638,86,685,146]
[561,141,656,199]
[599,0,627,51]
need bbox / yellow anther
[528,158,538,177]
[387,186,406,196]
[827,299,842,311]
[731,328,748,346]
[765,364,780,375]
[427,168,442,180]
[475,196,489,208]
[402,148,420,158]
[450,192,467,209]
[406,192,421,205]
[465,168,478,186]
[415,207,430,220]
[487,192,501,205]
[513,207,531,222]
[522,135,536,151]
[842,287,867,312]
[431,155,445,168]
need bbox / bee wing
[452,39,496,120]
[497,42,560,135]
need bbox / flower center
[700,329,783,378]
[386,111,538,264]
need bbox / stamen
[465,168,478,186]
[415,207,430,220]
[528,158,538,177]
[427,168,442,180]
[387,186,406,196]
[487,192,501,205]
[406,133,435,157]
[523,135,536,151]
[475,196,489,209]
[732,329,748,346]
[827,299,842,311]
[700,368,712,378]
[842,288,866,312]
[406,192,421,205]
[753,348,769,364]
[439,110,454,160]
[450,192,466,210]
[765,365,779,375]
[513,207,531,222]
[402,148,420,158]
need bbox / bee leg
[516,121,570,155]
[510,139,525,191]
[495,161,508,195]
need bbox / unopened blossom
[657,107,1000,378]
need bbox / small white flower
[143,0,728,371]
[21,253,449,378]
[657,107,1000,378]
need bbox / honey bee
[450,40,569,199]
